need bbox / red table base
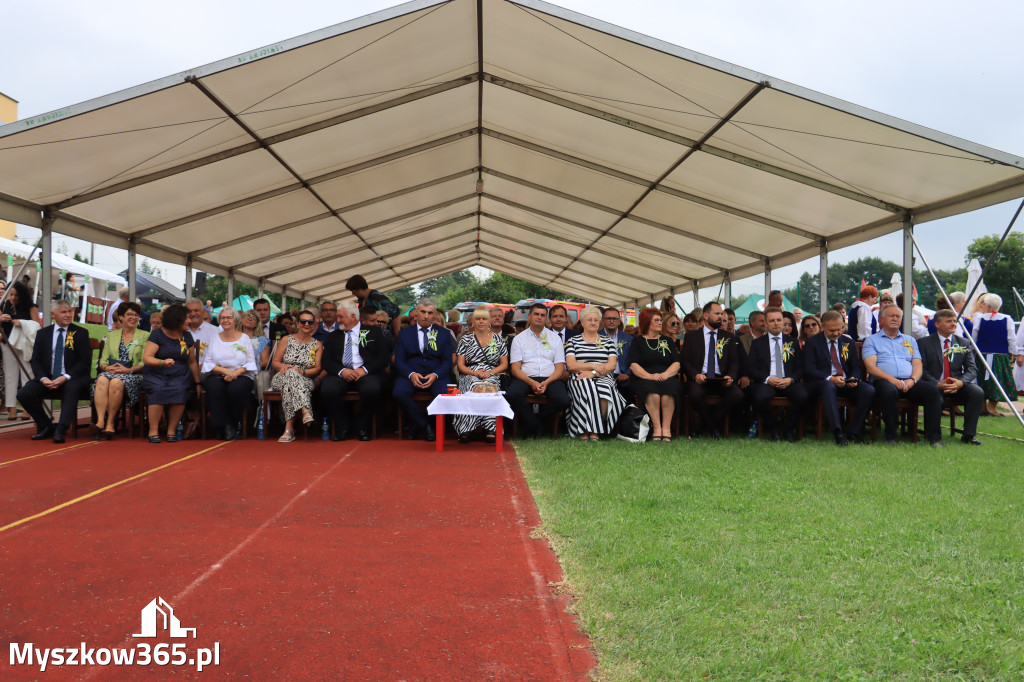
[435,415,503,452]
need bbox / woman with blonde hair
[454,305,509,443]
[971,293,1019,415]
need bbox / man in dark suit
[18,300,93,443]
[682,301,742,439]
[803,310,876,446]
[548,305,578,348]
[253,298,287,342]
[393,298,454,441]
[746,306,807,441]
[320,302,388,441]
[599,306,633,403]
[919,309,984,445]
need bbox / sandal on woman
[662,436,673,443]
[165,434,178,443]
[301,408,314,426]
[278,429,296,443]
[147,435,161,444]
[651,436,664,441]
[101,430,115,441]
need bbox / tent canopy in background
[212,294,281,315]
[731,293,799,323]
[0,235,126,286]
[1,0,1023,309]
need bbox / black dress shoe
[332,429,350,442]
[404,428,417,441]
[458,433,472,444]
[786,431,800,443]
[424,425,436,442]
[833,431,849,447]
[223,425,238,441]
[710,429,723,441]
[31,424,56,441]
[848,433,866,445]
[961,436,982,445]
[770,428,782,442]
[53,425,67,444]
[358,430,371,442]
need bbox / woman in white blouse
[201,306,257,440]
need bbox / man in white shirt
[186,298,220,367]
[507,303,570,439]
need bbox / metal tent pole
[40,214,54,322]
[819,240,829,315]
[955,199,1024,330]
[185,259,193,300]
[127,239,137,302]
[902,217,913,335]
[910,231,1024,429]
[764,259,772,302]
[227,269,235,307]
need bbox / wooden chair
[755,397,806,440]
[510,393,564,439]
[681,395,730,438]
[262,390,315,440]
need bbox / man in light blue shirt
[862,304,943,446]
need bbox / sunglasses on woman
[298,318,316,325]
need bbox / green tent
[212,295,280,315]
[731,294,799,324]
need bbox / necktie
[54,328,65,377]
[829,341,844,377]
[943,338,951,381]
[420,326,428,353]
[706,331,717,377]
[344,330,354,369]
[773,337,783,378]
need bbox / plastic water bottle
[321,417,330,441]
[176,419,184,441]
[256,411,265,441]
[747,420,758,439]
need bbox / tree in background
[965,232,1024,302]
[383,286,417,311]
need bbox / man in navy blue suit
[18,300,93,443]
[803,310,876,446]
[746,306,807,442]
[393,298,454,441]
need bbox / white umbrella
[890,272,902,297]
[965,258,987,315]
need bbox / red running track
[0,431,595,680]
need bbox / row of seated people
[12,292,999,448]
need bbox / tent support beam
[237,195,477,272]
[485,195,722,272]
[184,77,401,284]
[127,239,137,303]
[477,227,669,289]
[53,75,479,211]
[484,74,904,214]
[305,243,478,294]
[909,230,1024,428]
[480,212,687,281]
[819,241,828,315]
[482,168,780,256]
[723,273,732,309]
[902,216,913,335]
[185,259,193,300]
[692,280,699,309]
[764,259,772,302]
[227,269,235,306]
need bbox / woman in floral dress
[269,310,322,442]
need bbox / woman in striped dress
[565,306,626,440]
[454,305,509,443]
[971,293,1019,415]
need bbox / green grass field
[516,418,1024,680]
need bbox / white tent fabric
[965,258,988,314]
[0,236,127,285]
[1,0,1023,308]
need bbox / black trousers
[686,379,743,432]
[321,373,382,432]
[506,377,570,438]
[941,381,984,438]
[18,376,91,429]
[750,381,808,433]
[806,379,875,436]
[202,374,254,429]
[874,379,943,442]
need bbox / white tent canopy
[1,0,1023,309]
[0,236,126,286]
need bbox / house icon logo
[132,597,196,639]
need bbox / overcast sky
[4,0,1022,299]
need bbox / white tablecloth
[427,393,514,419]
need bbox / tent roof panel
[1,0,1022,306]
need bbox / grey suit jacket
[919,333,978,384]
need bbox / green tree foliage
[139,259,164,279]
[965,232,1024,302]
[383,286,417,311]
[783,258,968,313]
[418,270,477,302]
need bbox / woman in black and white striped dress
[454,305,509,443]
[565,306,626,440]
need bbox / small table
[426,393,514,452]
